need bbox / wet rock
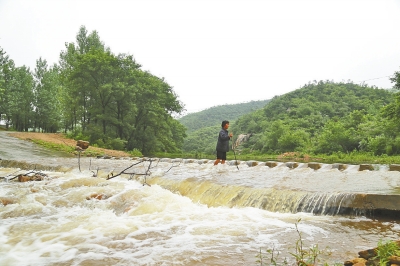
[76,140,90,150]
[265,161,278,168]
[18,174,44,182]
[246,161,258,167]
[389,164,400,171]
[286,162,298,169]
[86,193,109,200]
[0,197,16,206]
[358,248,376,260]
[308,162,321,170]
[344,258,367,266]
[347,240,400,266]
[389,255,400,264]
[359,164,374,171]
[332,163,347,171]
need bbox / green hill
[178,80,397,156]
[179,100,269,133]
[178,100,270,153]
[230,80,393,155]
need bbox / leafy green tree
[58,25,110,133]
[261,120,287,153]
[10,66,34,131]
[0,47,14,128]
[314,120,359,154]
[278,129,310,152]
[33,58,61,132]
[58,26,184,155]
[0,48,34,131]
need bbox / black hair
[221,120,229,128]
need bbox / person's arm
[219,130,231,141]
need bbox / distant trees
[32,58,62,132]
[0,48,34,131]
[0,26,185,155]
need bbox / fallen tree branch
[106,161,144,180]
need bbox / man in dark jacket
[214,120,233,165]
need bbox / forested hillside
[181,80,400,156]
[230,81,396,155]
[179,100,269,154]
[179,100,269,133]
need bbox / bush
[105,138,126,151]
[129,148,143,157]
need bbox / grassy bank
[6,131,400,165]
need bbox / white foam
[1,167,399,265]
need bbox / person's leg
[214,151,223,165]
[221,152,227,164]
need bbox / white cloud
[1,0,400,114]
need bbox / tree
[59,26,184,155]
[33,58,61,132]
[10,66,34,131]
[0,48,34,130]
[0,47,14,128]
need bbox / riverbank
[9,131,400,165]
[8,132,131,158]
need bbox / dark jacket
[216,128,231,152]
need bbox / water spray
[231,138,239,170]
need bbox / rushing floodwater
[1,132,400,265]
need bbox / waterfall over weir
[143,159,400,219]
[2,156,400,219]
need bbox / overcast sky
[1,0,400,114]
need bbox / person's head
[221,120,230,129]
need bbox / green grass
[31,139,75,154]
[31,139,110,157]
[373,239,400,266]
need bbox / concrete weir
[2,157,400,219]
[230,159,400,172]
[153,159,400,219]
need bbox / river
[1,131,399,265]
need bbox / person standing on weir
[214,120,233,165]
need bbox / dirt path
[8,132,131,158]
